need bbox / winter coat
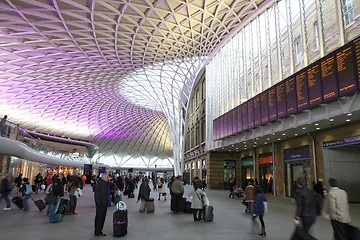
[295,186,319,218]
[324,187,351,223]
[188,188,205,210]
[244,185,255,202]
[255,193,267,215]
[138,181,151,201]
[0,178,11,195]
[157,179,167,194]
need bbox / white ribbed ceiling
[0,0,266,168]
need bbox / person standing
[34,173,43,194]
[94,173,110,237]
[157,177,167,201]
[0,115,9,137]
[170,175,184,213]
[187,181,205,221]
[48,174,64,223]
[137,177,151,212]
[254,186,267,237]
[293,177,320,234]
[68,174,80,214]
[0,174,12,210]
[324,178,351,240]
[19,177,32,211]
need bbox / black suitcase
[203,205,214,222]
[57,198,71,215]
[31,197,46,211]
[113,210,128,237]
[170,197,176,212]
[290,227,317,240]
[12,196,23,209]
[179,197,186,213]
[185,201,192,213]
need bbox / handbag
[44,194,57,204]
[263,201,268,213]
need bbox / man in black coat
[94,173,110,237]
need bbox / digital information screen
[321,54,339,102]
[261,91,269,124]
[296,70,309,111]
[268,86,277,121]
[242,102,249,131]
[253,95,261,127]
[276,83,286,118]
[248,99,254,129]
[307,63,323,108]
[237,105,243,132]
[286,77,297,115]
[336,42,357,96]
[355,37,360,89]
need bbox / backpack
[25,184,33,195]
[52,180,61,196]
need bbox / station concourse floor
[1,185,359,240]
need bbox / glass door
[285,161,311,197]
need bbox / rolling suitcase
[145,198,155,213]
[203,205,214,222]
[290,227,317,240]
[170,197,176,212]
[113,209,128,237]
[12,196,23,209]
[185,201,192,213]
[30,197,46,211]
[57,198,71,215]
[179,197,186,213]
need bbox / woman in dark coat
[254,186,267,237]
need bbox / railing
[0,118,92,163]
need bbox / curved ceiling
[0,0,266,169]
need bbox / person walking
[68,174,80,214]
[253,186,267,237]
[244,181,255,214]
[187,181,206,221]
[324,178,351,240]
[94,173,110,237]
[0,115,9,137]
[19,177,32,211]
[48,174,64,223]
[293,177,321,234]
[0,174,12,210]
[137,176,151,212]
[170,175,184,213]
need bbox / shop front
[224,160,236,189]
[241,156,254,189]
[258,152,273,193]
[284,146,311,198]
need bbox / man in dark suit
[94,173,110,237]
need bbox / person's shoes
[3,207,11,211]
[94,233,106,236]
[158,198,160,200]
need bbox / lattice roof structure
[0,0,268,171]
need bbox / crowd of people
[0,171,355,239]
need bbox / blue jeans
[248,202,254,214]
[69,194,77,207]
[0,194,11,208]
[48,196,61,222]
[22,196,29,211]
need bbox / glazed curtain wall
[205,0,360,149]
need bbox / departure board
[286,77,297,115]
[276,83,286,118]
[307,62,323,108]
[336,43,357,96]
[237,105,243,132]
[248,99,254,129]
[261,91,269,124]
[268,86,277,121]
[355,37,360,89]
[321,54,338,102]
[296,70,309,111]
[253,95,261,127]
[242,101,248,131]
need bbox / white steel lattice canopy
[0,0,266,170]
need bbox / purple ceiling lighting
[0,0,267,170]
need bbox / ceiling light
[302,127,306,130]
[347,113,352,116]
[254,142,257,144]
[315,123,319,126]
[272,133,275,135]
[278,138,281,141]
[329,118,334,122]
[264,142,267,144]
[316,127,320,130]
[282,133,286,136]
[266,138,270,140]
[294,133,298,136]
[346,119,351,122]
[256,138,259,140]
[243,141,246,144]
[231,145,234,146]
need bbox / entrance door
[259,165,273,193]
[241,167,254,189]
[285,161,311,197]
